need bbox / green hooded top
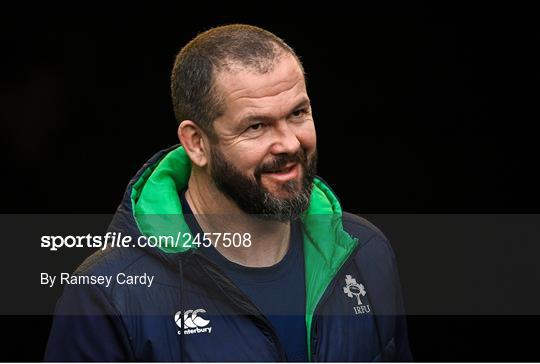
[129,145,359,357]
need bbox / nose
[269,120,301,155]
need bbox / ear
[177,120,209,167]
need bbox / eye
[248,123,264,131]
[292,108,308,118]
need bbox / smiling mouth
[264,164,296,174]
[261,163,299,182]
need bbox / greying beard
[259,179,312,222]
[209,145,317,222]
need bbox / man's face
[207,53,317,221]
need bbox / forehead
[215,54,307,118]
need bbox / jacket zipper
[309,242,362,362]
[189,250,288,361]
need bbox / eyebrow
[238,97,311,127]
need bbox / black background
[1,2,539,361]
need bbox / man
[45,24,412,361]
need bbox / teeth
[265,165,293,173]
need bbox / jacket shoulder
[342,212,389,246]
[342,212,397,265]
[342,212,387,238]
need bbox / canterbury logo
[174,309,212,335]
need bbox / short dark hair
[170,24,303,140]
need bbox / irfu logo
[343,275,371,315]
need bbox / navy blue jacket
[45,146,412,362]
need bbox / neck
[185,169,291,267]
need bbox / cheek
[296,121,317,151]
[223,145,267,174]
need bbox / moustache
[254,150,308,179]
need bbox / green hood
[130,146,358,359]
